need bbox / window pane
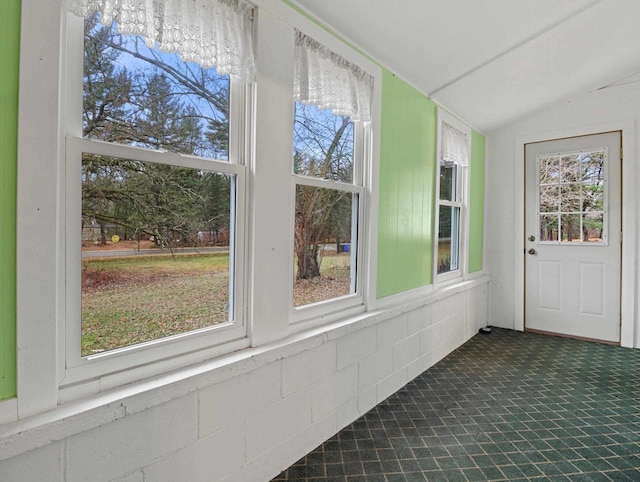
[583,181,604,212]
[293,102,354,183]
[81,154,232,356]
[540,214,559,242]
[539,156,559,184]
[83,14,230,160]
[439,162,457,201]
[560,184,581,212]
[539,185,559,213]
[581,151,605,183]
[583,212,604,243]
[293,186,357,307]
[560,213,581,242]
[561,155,580,183]
[437,205,460,274]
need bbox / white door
[525,132,621,343]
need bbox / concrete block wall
[0,280,488,482]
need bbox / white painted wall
[0,280,488,482]
[485,88,639,346]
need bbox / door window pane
[561,155,580,183]
[561,214,581,242]
[437,205,460,274]
[81,154,233,356]
[539,185,559,213]
[539,156,560,184]
[560,184,581,212]
[293,186,357,307]
[540,214,559,242]
[582,152,605,183]
[583,182,604,212]
[537,149,607,244]
[583,212,604,243]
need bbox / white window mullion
[292,174,363,194]
[67,137,244,176]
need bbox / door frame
[514,120,636,347]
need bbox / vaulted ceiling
[293,0,640,133]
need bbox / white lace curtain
[441,121,470,167]
[64,0,255,82]
[294,30,373,123]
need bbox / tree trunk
[295,211,321,280]
[296,248,321,279]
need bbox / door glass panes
[539,156,560,183]
[81,154,233,356]
[293,103,354,183]
[582,153,605,183]
[583,212,604,243]
[560,184,581,212]
[437,205,460,273]
[537,149,607,244]
[293,186,357,307]
[539,214,559,242]
[83,14,231,161]
[539,185,559,212]
[561,214,581,242]
[561,155,580,182]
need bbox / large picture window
[64,0,251,373]
[435,112,471,281]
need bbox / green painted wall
[0,0,20,400]
[469,131,486,273]
[377,71,437,298]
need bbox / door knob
[528,235,535,242]
[528,248,536,255]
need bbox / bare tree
[293,104,353,280]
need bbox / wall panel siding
[377,71,436,298]
[469,130,486,273]
[0,0,20,400]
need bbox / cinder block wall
[0,281,488,482]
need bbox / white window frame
[289,118,368,325]
[60,12,252,386]
[286,19,377,329]
[434,109,471,284]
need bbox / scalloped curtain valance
[441,121,469,167]
[64,0,255,82]
[294,30,373,123]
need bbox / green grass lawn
[81,252,352,355]
[82,253,229,355]
[292,252,352,307]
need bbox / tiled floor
[273,328,640,481]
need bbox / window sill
[0,274,489,462]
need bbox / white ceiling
[292,0,640,133]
